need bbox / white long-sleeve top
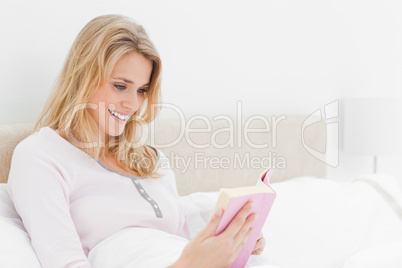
[7,127,190,268]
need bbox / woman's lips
[108,109,130,121]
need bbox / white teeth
[108,109,129,121]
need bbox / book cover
[212,169,276,268]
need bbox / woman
[7,14,265,267]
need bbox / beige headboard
[0,115,326,195]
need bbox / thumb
[198,208,224,238]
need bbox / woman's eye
[115,84,126,91]
[137,88,148,94]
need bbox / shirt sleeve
[7,140,91,268]
[156,149,191,239]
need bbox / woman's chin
[106,124,126,137]
[107,130,125,137]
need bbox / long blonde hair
[36,14,162,178]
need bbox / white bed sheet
[1,174,401,268]
[179,174,402,268]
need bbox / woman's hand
[251,232,266,255]
[169,201,258,268]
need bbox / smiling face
[88,51,153,140]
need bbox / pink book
[212,169,276,268]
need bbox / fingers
[258,232,263,240]
[232,212,258,245]
[233,223,255,256]
[198,200,256,243]
[251,248,264,255]
[251,237,266,255]
[222,200,256,238]
[197,208,224,238]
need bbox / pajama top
[7,127,189,268]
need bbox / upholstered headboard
[0,115,326,195]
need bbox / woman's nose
[122,90,141,111]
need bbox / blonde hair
[36,14,162,178]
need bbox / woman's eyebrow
[113,76,134,84]
[112,77,150,87]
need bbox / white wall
[0,0,401,185]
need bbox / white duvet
[1,174,402,268]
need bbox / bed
[1,117,401,268]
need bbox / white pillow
[261,176,402,268]
[0,184,41,268]
[0,183,24,229]
[343,242,402,268]
[88,227,189,268]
